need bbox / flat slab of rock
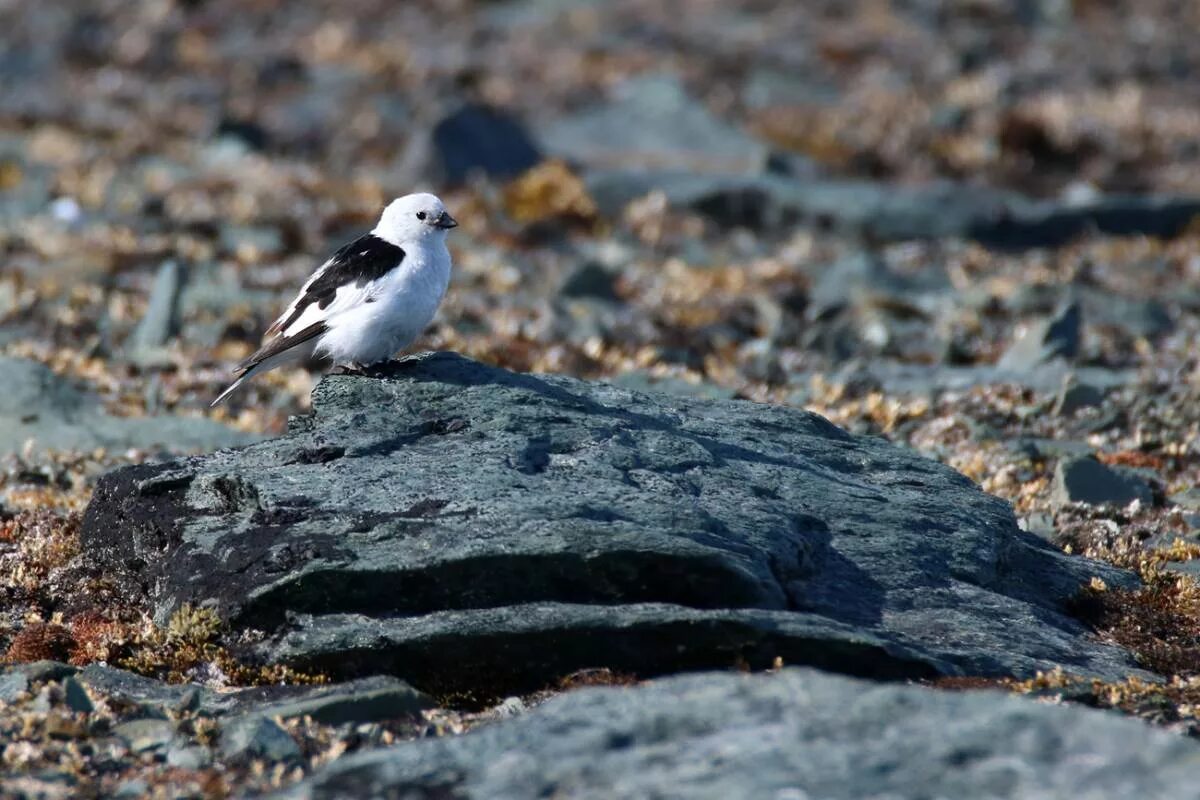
[584,169,1200,249]
[0,357,255,454]
[82,353,1139,694]
[540,74,768,174]
[1052,456,1154,509]
[279,668,1200,800]
[70,664,431,725]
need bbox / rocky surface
[0,661,441,797]
[282,668,1200,800]
[82,353,1139,696]
[6,1,1200,797]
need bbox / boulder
[279,668,1200,800]
[81,353,1140,696]
[432,104,543,185]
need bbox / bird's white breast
[315,240,451,365]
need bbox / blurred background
[0,0,1198,517]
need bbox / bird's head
[374,192,457,246]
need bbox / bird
[212,192,456,406]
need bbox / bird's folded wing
[267,233,405,337]
[236,321,328,376]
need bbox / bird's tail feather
[211,370,254,407]
[210,341,317,407]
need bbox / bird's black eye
[415,211,427,220]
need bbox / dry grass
[501,159,599,229]
[5,622,74,663]
[1066,537,1200,679]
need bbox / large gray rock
[0,357,256,454]
[583,169,1200,248]
[280,668,1200,800]
[432,104,543,185]
[81,353,1140,695]
[540,75,769,174]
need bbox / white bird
[213,192,456,406]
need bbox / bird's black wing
[267,234,405,337]
[235,320,328,376]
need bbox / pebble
[62,676,93,714]
[1053,375,1105,416]
[998,301,1082,371]
[113,718,176,753]
[0,671,30,703]
[166,744,213,770]
[220,715,302,763]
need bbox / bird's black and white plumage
[213,192,457,405]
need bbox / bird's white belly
[316,255,447,365]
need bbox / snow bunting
[213,193,456,405]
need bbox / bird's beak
[433,211,457,229]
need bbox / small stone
[77,665,218,719]
[128,260,183,362]
[561,262,620,302]
[739,338,786,385]
[252,676,433,726]
[113,779,149,799]
[215,118,269,151]
[49,196,83,225]
[113,718,176,753]
[62,677,93,714]
[998,301,1082,371]
[1080,408,1126,434]
[166,744,213,770]
[1052,456,1153,509]
[31,686,53,713]
[1053,379,1105,416]
[0,671,30,703]
[489,697,527,720]
[220,715,301,763]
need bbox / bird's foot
[330,361,368,376]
